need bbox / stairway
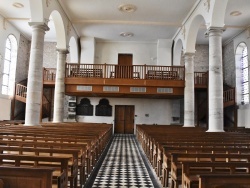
[14,82,52,120]
[196,83,236,128]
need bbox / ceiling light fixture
[120,32,134,37]
[230,11,242,16]
[12,2,24,8]
[118,4,137,13]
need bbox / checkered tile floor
[91,134,158,188]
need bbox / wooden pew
[71,68,103,78]
[0,138,87,187]
[0,154,71,187]
[170,153,250,188]
[146,70,179,80]
[182,162,250,188]
[0,131,102,184]
[0,146,79,188]
[0,122,113,187]
[0,166,66,188]
[160,146,250,187]
[135,125,250,188]
[159,141,250,185]
[198,174,250,188]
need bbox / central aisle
[90,134,160,188]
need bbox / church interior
[0,0,250,187]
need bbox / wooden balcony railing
[65,63,185,80]
[16,84,27,99]
[194,71,208,86]
[43,68,56,82]
[224,88,235,107]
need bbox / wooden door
[114,105,134,134]
[114,105,125,134]
[115,54,133,78]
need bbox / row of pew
[136,124,250,188]
[0,122,113,188]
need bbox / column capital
[28,22,50,31]
[183,52,195,62]
[56,48,69,54]
[205,26,225,37]
[183,52,195,57]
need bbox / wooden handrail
[194,71,208,85]
[65,63,185,80]
[224,88,235,103]
[43,68,56,82]
[15,84,27,98]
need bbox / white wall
[157,39,172,66]
[80,37,95,64]
[95,41,157,65]
[0,96,11,120]
[76,97,173,129]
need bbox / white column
[207,27,224,132]
[25,22,49,126]
[53,49,68,122]
[183,52,195,127]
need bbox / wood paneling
[65,85,184,99]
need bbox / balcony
[64,63,185,98]
[41,64,212,99]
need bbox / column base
[64,119,76,122]
[206,129,224,132]
[183,125,195,127]
[24,124,42,127]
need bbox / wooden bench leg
[162,168,170,188]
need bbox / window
[2,35,17,96]
[241,46,249,104]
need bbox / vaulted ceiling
[0,0,250,44]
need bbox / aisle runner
[92,134,154,188]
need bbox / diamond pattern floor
[91,134,158,188]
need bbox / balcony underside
[65,78,184,99]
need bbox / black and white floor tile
[90,134,160,188]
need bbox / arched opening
[185,14,206,53]
[2,34,18,96]
[173,39,183,66]
[49,10,66,49]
